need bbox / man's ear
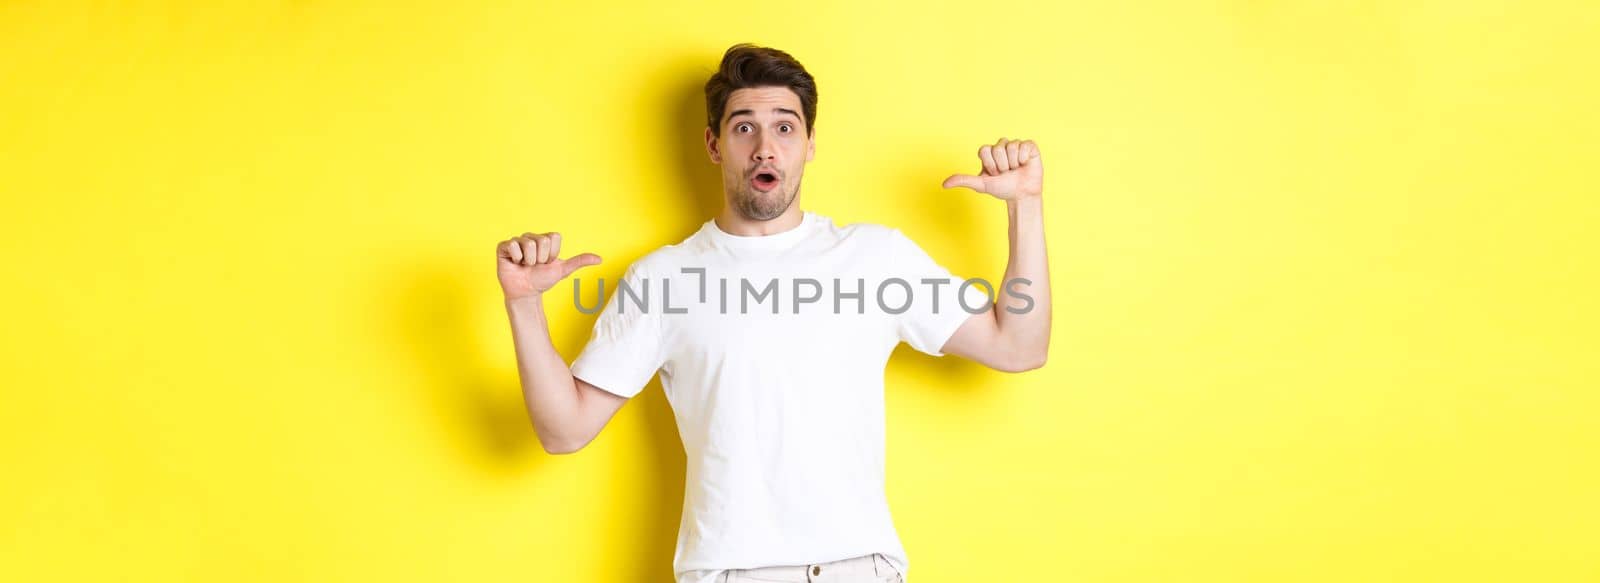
[704,127,720,164]
[806,130,815,162]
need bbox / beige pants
[717,553,905,583]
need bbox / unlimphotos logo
[572,267,1035,316]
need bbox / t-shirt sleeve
[570,263,666,399]
[887,228,992,357]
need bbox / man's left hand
[941,137,1043,200]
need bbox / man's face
[705,86,815,221]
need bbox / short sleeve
[570,263,666,399]
[887,229,992,357]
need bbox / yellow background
[3,1,1596,581]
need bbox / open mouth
[751,170,780,192]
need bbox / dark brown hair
[704,43,817,138]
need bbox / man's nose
[752,136,775,162]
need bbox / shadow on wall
[383,257,686,582]
[884,150,996,393]
[386,265,548,476]
[659,56,727,230]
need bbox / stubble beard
[731,173,802,221]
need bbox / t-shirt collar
[703,211,818,251]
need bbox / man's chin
[735,190,790,221]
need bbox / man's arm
[938,138,1052,372]
[496,232,627,454]
[504,296,629,454]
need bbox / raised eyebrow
[727,108,803,124]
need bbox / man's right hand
[496,231,602,302]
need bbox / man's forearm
[504,296,584,450]
[995,195,1051,368]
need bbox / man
[494,44,1050,583]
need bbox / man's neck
[714,205,805,237]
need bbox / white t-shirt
[570,211,989,583]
